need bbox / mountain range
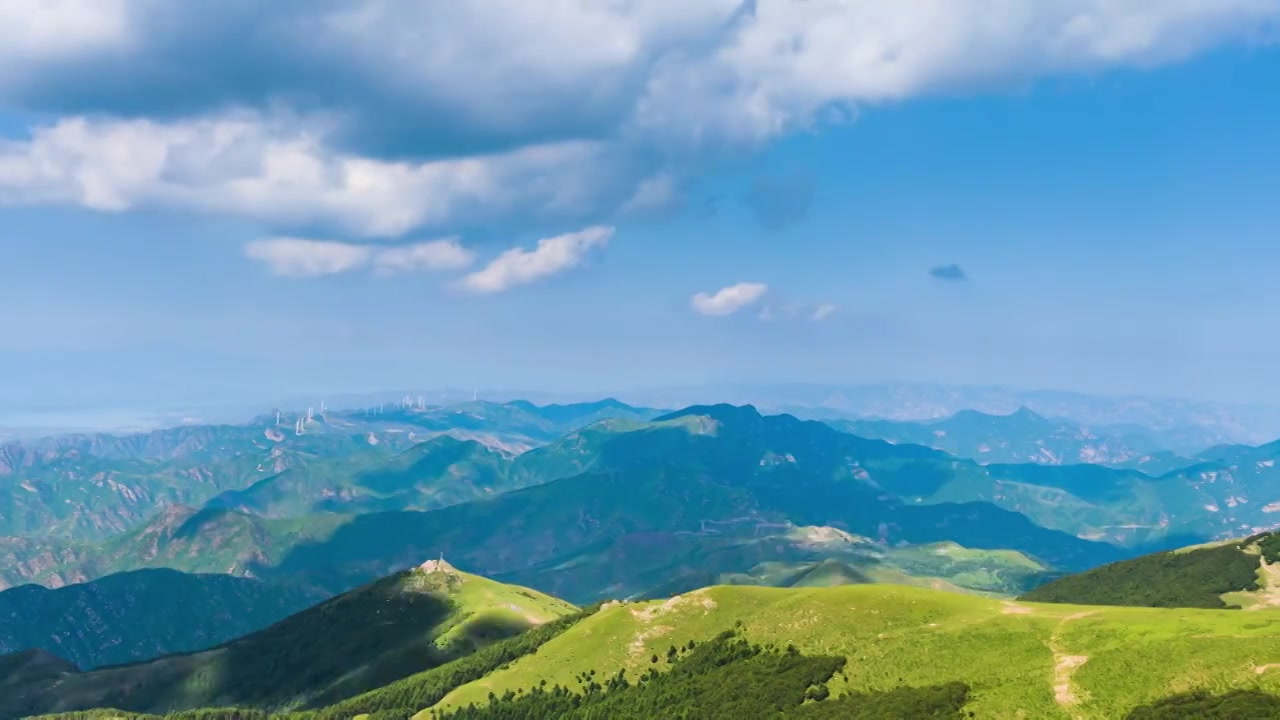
[630,382,1280,447]
[13,397,1280,717]
[17,400,1280,604]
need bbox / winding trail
[1248,557,1280,610]
[1048,611,1097,716]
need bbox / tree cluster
[1020,541,1260,609]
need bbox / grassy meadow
[430,583,1280,719]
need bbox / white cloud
[244,238,373,277]
[619,173,678,214]
[0,0,129,66]
[811,303,838,321]
[692,282,769,316]
[462,226,614,294]
[0,115,612,237]
[635,0,1280,144]
[0,2,1277,233]
[374,238,475,275]
[244,236,477,278]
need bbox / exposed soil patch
[1048,611,1096,712]
[1247,558,1280,610]
[628,624,674,657]
[1053,654,1090,705]
[1001,601,1034,615]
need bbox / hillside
[1020,531,1280,609]
[21,581,1280,718]
[423,583,1280,719]
[0,569,328,669]
[2,561,576,718]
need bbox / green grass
[426,583,1280,720]
[1020,532,1280,609]
[428,630,969,719]
[5,566,576,718]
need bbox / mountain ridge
[1,563,577,717]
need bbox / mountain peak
[1011,406,1046,421]
[417,556,459,575]
[653,403,762,424]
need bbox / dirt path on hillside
[1248,557,1280,610]
[1000,601,1034,615]
[1048,611,1096,715]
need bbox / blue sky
[2,2,1280,415]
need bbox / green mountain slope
[0,569,328,670]
[1019,531,1280,609]
[424,583,1280,720]
[0,505,349,591]
[2,561,575,718]
[25,580,1280,719]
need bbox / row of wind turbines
[271,389,482,435]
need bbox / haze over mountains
[9,381,1279,447]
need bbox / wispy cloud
[243,238,373,277]
[245,236,475,278]
[373,238,475,275]
[461,226,613,294]
[811,303,838,321]
[929,264,969,281]
[692,282,769,316]
[758,300,838,322]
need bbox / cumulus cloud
[244,236,476,277]
[461,225,613,294]
[0,115,620,237]
[692,282,769,316]
[929,264,969,281]
[0,2,1277,233]
[0,0,129,66]
[6,2,1276,148]
[244,238,373,277]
